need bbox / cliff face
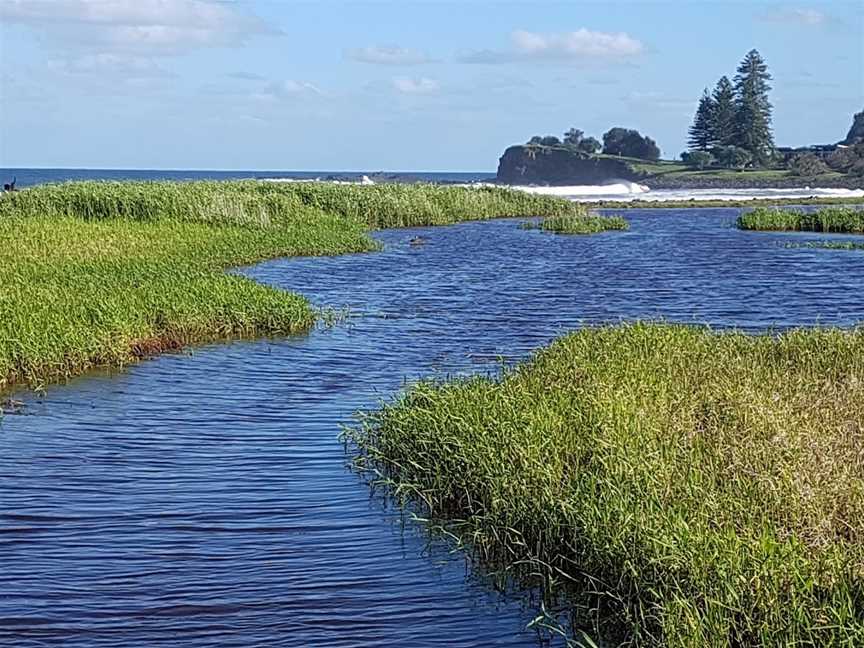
[842,110,864,145]
[496,145,638,185]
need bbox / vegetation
[682,150,713,170]
[347,323,864,646]
[687,89,715,151]
[710,76,737,147]
[789,153,830,177]
[0,180,583,390]
[826,142,864,176]
[686,50,775,166]
[737,206,864,233]
[529,129,601,155]
[602,127,661,161]
[520,213,629,235]
[563,128,602,154]
[524,127,664,162]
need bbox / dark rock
[496,145,638,185]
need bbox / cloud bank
[0,0,273,55]
[345,45,435,65]
[458,28,644,64]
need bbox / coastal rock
[496,145,639,186]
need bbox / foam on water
[505,183,864,203]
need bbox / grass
[737,206,864,233]
[0,180,584,230]
[347,323,864,646]
[0,180,585,390]
[520,213,629,235]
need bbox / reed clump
[0,180,585,390]
[526,213,629,234]
[737,206,864,233]
[348,323,864,646]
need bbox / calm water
[3,210,864,646]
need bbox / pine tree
[710,76,736,147]
[733,49,774,163]
[688,89,715,151]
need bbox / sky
[0,0,862,171]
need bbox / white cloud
[0,0,273,55]
[458,28,644,64]
[345,46,435,65]
[392,77,440,95]
[251,80,322,102]
[48,53,172,77]
[761,7,827,26]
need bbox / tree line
[527,127,660,161]
[686,49,774,168]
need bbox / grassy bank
[0,180,587,390]
[520,213,629,235]
[737,206,864,233]
[348,323,864,646]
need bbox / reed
[347,323,864,646]
[0,180,587,229]
[534,213,629,234]
[0,180,585,390]
[737,206,864,233]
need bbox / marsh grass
[347,323,864,646]
[519,213,629,235]
[737,206,864,233]
[0,180,583,390]
[0,180,586,229]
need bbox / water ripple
[2,210,864,646]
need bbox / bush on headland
[347,323,864,645]
[0,180,593,390]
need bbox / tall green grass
[0,180,586,390]
[737,206,864,233]
[520,213,629,235]
[347,323,864,646]
[0,180,587,229]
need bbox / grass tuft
[520,213,629,235]
[737,206,864,233]
[347,323,864,646]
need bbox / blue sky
[1,0,862,170]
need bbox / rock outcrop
[842,110,864,145]
[496,145,639,185]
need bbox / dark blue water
[0,168,493,189]
[2,210,864,646]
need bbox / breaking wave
[505,184,864,203]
